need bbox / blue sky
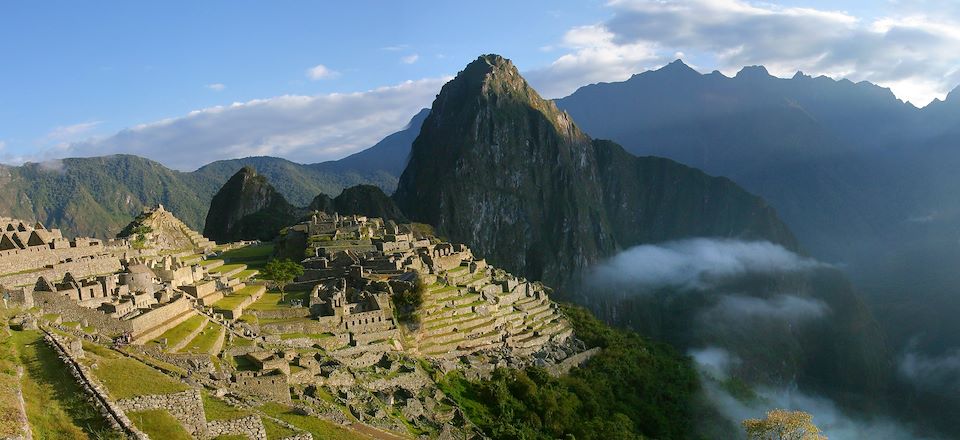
[2,0,959,169]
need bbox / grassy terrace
[128,409,191,440]
[9,329,122,439]
[263,417,297,439]
[247,289,310,312]
[199,259,223,267]
[202,392,251,421]
[177,322,222,354]
[209,263,246,274]
[236,269,259,281]
[150,314,206,348]
[91,352,189,399]
[213,285,263,311]
[260,402,367,440]
[220,244,274,270]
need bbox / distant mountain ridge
[0,110,428,239]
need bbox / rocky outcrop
[394,54,797,289]
[309,185,407,222]
[203,166,299,243]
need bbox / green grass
[247,289,310,312]
[210,263,246,274]
[10,330,121,439]
[220,244,274,270]
[236,269,259,280]
[199,259,223,267]
[259,402,367,440]
[91,356,189,400]
[177,322,223,354]
[263,417,297,439]
[213,285,264,311]
[151,314,206,349]
[0,325,24,439]
[127,409,191,440]
[214,435,248,440]
[202,392,251,421]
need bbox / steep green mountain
[394,54,797,288]
[0,111,428,239]
[0,155,210,238]
[393,54,891,428]
[203,166,299,243]
[309,184,407,222]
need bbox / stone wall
[233,374,291,403]
[34,291,133,336]
[129,295,192,334]
[0,243,105,275]
[546,347,601,377]
[0,254,122,288]
[115,389,208,437]
[41,330,147,439]
[206,414,266,440]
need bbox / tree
[743,409,826,440]
[260,259,304,301]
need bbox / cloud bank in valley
[585,238,825,291]
[692,346,933,440]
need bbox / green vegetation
[248,288,309,312]
[438,305,698,440]
[262,417,296,439]
[0,324,23,439]
[151,314,206,349]
[392,276,426,324]
[201,392,251,421]
[130,225,153,249]
[209,263,246,274]
[213,286,264,312]
[91,356,189,400]
[127,409,191,440]
[220,244,274,270]
[9,329,121,439]
[259,259,304,301]
[177,322,223,354]
[259,402,367,440]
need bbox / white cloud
[709,294,829,322]
[206,83,226,91]
[900,346,960,393]
[694,355,934,440]
[527,24,665,98]
[381,44,409,51]
[45,121,102,142]
[0,140,5,151]
[536,0,960,105]
[53,77,448,171]
[585,238,826,291]
[306,64,339,80]
[401,54,420,64]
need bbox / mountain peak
[736,65,772,79]
[660,59,697,74]
[946,85,960,103]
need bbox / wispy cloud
[401,54,420,64]
[585,238,826,292]
[44,77,449,170]
[532,0,960,104]
[206,83,226,91]
[381,44,409,51]
[45,121,102,142]
[306,64,339,80]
